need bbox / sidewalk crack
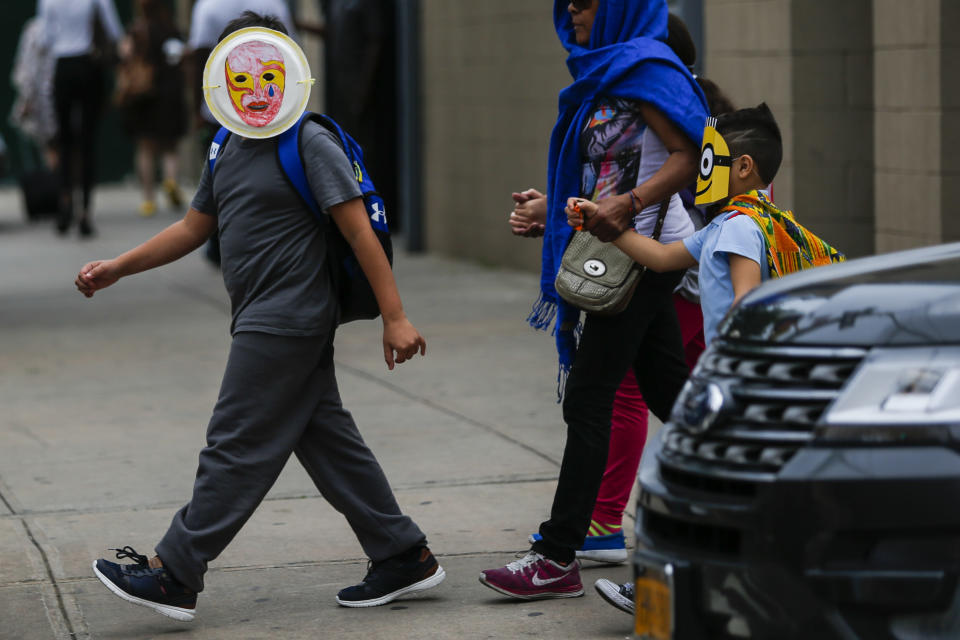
[18,518,80,640]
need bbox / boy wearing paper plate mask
[567,103,842,346]
[76,12,443,621]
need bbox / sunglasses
[570,0,594,10]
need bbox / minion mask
[203,27,313,139]
[695,117,733,205]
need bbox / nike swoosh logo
[531,572,567,587]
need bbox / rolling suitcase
[19,168,59,221]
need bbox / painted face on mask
[225,41,286,127]
[204,27,312,138]
[695,117,732,205]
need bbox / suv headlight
[817,347,960,442]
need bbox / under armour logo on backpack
[209,142,221,161]
[370,201,387,226]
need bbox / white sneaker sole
[92,561,195,622]
[594,578,634,615]
[478,574,584,600]
[528,534,628,564]
[576,548,628,564]
[336,565,446,608]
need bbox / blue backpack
[208,112,392,324]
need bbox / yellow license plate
[634,564,673,640]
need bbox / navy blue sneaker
[336,546,445,607]
[92,546,196,621]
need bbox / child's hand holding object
[565,197,599,230]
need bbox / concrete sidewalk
[0,185,641,640]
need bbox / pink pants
[589,293,705,526]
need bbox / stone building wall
[420,2,569,271]
[418,1,957,266]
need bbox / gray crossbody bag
[554,199,669,316]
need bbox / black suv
[634,242,960,640]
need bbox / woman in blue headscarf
[481,0,707,600]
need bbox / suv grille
[659,342,866,484]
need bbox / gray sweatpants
[155,331,426,592]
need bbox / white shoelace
[505,550,544,574]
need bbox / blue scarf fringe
[526,292,558,332]
[528,293,584,401]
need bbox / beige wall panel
[875,171,942,238]
[876,231,944,253]
[874,0,943,250]
[793,110,873,166]
[874,49,941,110]
[874,111,942,173]
[704,0,794,207]
[873,0,941,47]
[421,1,569,271]
[704,0,792,55]
[704,54,793,107]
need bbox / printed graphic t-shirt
[580,97,693,244]
[191,121,362,336]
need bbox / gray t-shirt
[191,121,363,336]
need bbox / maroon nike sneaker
[479,550,583,600]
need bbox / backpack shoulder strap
[311,114,389,233]
[276,111,323,221]
[208,126,231,177]
[278,111,389,233]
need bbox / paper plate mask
[203,27,312,139]
[695,117,732,205]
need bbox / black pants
[532,268,689,563]
[53,55,104,219]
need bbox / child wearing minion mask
[568,103,834,345]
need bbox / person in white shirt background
[38,0,123,238]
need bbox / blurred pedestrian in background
[185,0,297,266]
[39,0,123,238]
[316,0,400,231]
[10,13,59,171]
[115,0,188,218]
[9,12,62,222]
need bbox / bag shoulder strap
[650,199,670,242]
[208,126,231,177]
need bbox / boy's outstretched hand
[565,197,599,229]
[75,260,122,298]
[382,316,427,370]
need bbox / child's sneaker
[336,546,445,607]
[528,530,628,564]
[92,546,196,621]
[479,550,583,600]
[594,578,635,615]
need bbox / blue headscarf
[529,0,709,393]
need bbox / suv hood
[722,242,960,346]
